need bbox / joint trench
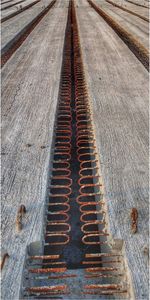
[20,0,133,299]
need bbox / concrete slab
[111,0,149,19]
[1,0,39,19]
[1,1,69,299]
[94,0,149,49]
[1,0,54,50]
[76,0,149,298]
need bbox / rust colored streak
[85,253,122,258]
[82,260,121,265]
[85,284,123,290]
[1,253,9,270]
[130,207,138,233]
[27,285,67,293]
[29,267,67,274]
[83,290,127,295]
[29,255,60,260]
[86,267,119,272]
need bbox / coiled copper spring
[44,11,73,248]
[72,5,108,247]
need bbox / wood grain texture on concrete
[111,0,149,19]
[1,0,40,20]
[1,1,69,299]
[1,0,27,10]
[76,0,149,299]
[94,0,149,49]
[1,0,55,50]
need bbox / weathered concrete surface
[76,0,149,299]
[111,0,149,19]
[1,0,54,49]
[1,1,69,299]
[1,0,28,9]
[94,0,149,49]
[126,0,149,8]
[1,0,39,19]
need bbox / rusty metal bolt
[143,246,149,257]
[130,208,138,234]
[16,205,26,232]
[18,204,26,215]
[1,252,9,270]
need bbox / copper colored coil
[55,136,71,143]
[45,233,70,245]
[47,203,70,213]
[75,100,89,105]
[55,129,72,136]
[77,136,95,144]
[57,115,72,122]
[29,255,60,260]
[46,222,71,233]
[52,168,71,177]
[60,82,71,87]
[75,92,88,98]
[61,78,71,83]
[76,110,91,116]
[80,160,99,170]
[27,292,69,296]
[50,177,72,187]
[47,212,69,223]
[78,153,98,163]
[55,126,71,132]
[85,266,120,273]
[76,193,103,205]
[53,152,71,161]
[82,260,121,265]
[78,175,100,185]
[76,130,94,138]
[81,221,106,234]
[77,147,96,155]
[49,185,72,196]
[80,211,105,223]
[77,140,95,147]
[48,194,69,204]
[29,267,67,274]
[54,145,71,153]
[85,274,123,279]
[52,161,70,169]
[84,283,125,290]
[54,145,71,152]
[82,233,109,245]
[55,129,72,139]
[27,285,67,293]
[76,108,91,114]
[79,167,99,177]
[59,94,71,99]
[85,253,122,258]
[76,121,93,129]
[79,184,102,195]
[80,202,104,213]
[57,111,72,118]
[58,110,71,115]
[76,115,92,122]
[30,262,66,266]
[76,128,94,136]
[57,120,71,127]
[83,290,127,295]
[32,274,76,280]
[77,133,94,140]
